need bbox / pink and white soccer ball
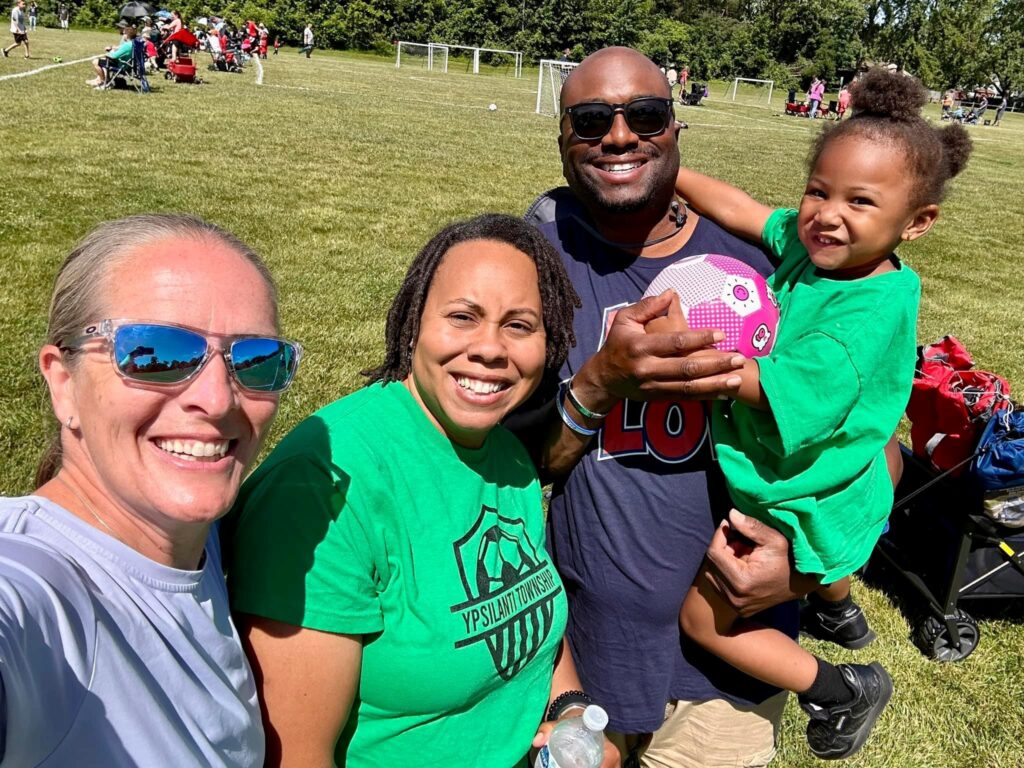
[643,254,780,357]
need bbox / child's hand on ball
[644,291,688,335]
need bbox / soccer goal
[536,59,579,115]
[433,43,523,78]
[394,41,448,73]
[727,77,775,107]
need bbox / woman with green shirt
[225,214,618,767]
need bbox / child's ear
[902,204,939,242]
[901,205,937,241]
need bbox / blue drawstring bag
[971,405,1024,527]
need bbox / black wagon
[867,445,1024,661]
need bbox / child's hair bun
[938,123,973,179]
[850,68,928,122]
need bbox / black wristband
[545,689,593,722]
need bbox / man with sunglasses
[515,47,801,768]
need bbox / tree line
[38,0,1024,95]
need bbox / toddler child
[665,68,973,760]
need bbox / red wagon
[163,28,200,83]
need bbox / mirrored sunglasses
[61,319,302,393]
[564,97,675,141]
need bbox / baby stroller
[206,31,243,73]
[679,82,704,106]
[162,28,199,83]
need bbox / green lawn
[3,29,1023,768]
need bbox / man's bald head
[560,47,671,112]
[557,47,679,220]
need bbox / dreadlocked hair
[809,67,973,208]
[362,213,580,384]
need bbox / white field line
[258,80,515,112]
[0,55,93,82]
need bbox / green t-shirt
[712,208,921,581]
[225,381,566,767]
[108,40,133,62]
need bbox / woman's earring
[65,415,75,430]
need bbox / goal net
[536,59,579,115]
[395,41,448,72]
[726,77,775,107]
[434,43,524,78]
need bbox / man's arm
[674,168,774,244]
[704,509,820,617]
[535,291,746,479]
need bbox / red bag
[906,336,1011,473]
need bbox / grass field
[3,28,1023,768]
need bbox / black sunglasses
[563,97,675,141]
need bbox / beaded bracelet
[545,689,594,722]
[565,376,609,420]
[556,381,599,437]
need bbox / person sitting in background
[941,90,954,117]
[973,92,989,123]
[86,24,136,88]
[0,213,301,766]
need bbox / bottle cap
[582,705,608,732]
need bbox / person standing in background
[836,85,851,119]
[993,95,1008,126]
[258,23,268,58]
[807,77,826,119]
[58,2,69,30]
[300,22,313,58]
[3,0,29,59]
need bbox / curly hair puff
[809,68,973,208]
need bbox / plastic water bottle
[535,704,608,768]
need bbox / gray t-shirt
[0,496,264,767]
[10,7,26,34]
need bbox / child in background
[272,35,280,55]
[669,68,973,760]
[837,85,851,119]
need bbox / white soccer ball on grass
[488,103,498,111]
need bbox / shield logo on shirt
[450,505,562,680]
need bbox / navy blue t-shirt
[536,214,799,734]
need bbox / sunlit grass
[3,31,1023,767]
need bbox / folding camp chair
[100,38,150,93]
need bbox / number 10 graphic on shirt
[597,303,709,463]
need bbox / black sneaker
[799,662,893,760]
[801,600,876,650]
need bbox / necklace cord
[570,201,689,251]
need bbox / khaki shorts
[608,692,787,768]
